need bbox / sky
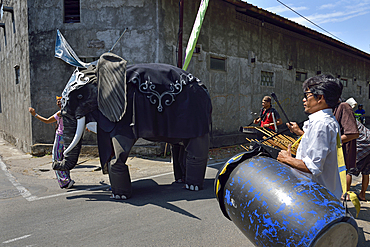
[243,0,370,54]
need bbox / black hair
[302,74,343,108]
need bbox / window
[261,71,274,87]
[357,85,362,95]
[210,56,226,71]
[14,65,20,84]
[64,0,80,23]
[194,45,201,54]
[340,78,347,87]
[80,57,99,63]
[296,72,307,82]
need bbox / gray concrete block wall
[26,0,168,146]
[0,0,32,152]
[1,0,370,151]
[181,0,370,146]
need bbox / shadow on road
[66,177,217,220]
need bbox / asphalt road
[1,137,370,246]
[0,138,252,247]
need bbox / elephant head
[53,53,128,170]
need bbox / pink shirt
[53,111,63,135]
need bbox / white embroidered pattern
[131,72,197,112]
[61,68,90,109]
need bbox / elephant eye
[77,94,83,100]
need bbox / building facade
[1,0,370,153]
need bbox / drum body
[215,152,358,247]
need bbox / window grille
[64,0,80,23]
[357,85,362,95]
[80,57,99,63]
[210,56,226,71]
[14,65,20,84]
[261,71,274,87]
[296,72,307,82]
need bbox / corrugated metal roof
[223,0,370,60]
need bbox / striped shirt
[356,119,370,162]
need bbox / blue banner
[54,29,97,68]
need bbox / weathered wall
[1,0,370,151]
[0,0,32,152]
[26,0,170,146]
[175,0,370,146]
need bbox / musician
[253,96,282,131]
[277,75,343,200]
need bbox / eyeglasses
[303,91,314,100]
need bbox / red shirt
[260,108,279,131]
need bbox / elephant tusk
[63,117,86,156]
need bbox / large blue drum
[215,150,358,247]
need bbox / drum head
[312,222,358,247]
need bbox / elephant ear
[96,52,127,122]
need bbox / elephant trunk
[52,115,84,171]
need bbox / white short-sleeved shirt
[296,108,343,200]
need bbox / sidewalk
[0,138,176,189]
[1,137,370,245]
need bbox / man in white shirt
[277,74,343,200]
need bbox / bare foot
[358,195,367,201]
[341,194,350,201]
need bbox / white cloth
[296,109,343,200]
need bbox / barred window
[296,72,307,82]
[80,57,99,63]
[357,85,362,95]
[210,56,226,71]
[14,65,20,84]
[261,71,274,87]
[64,0,80,23]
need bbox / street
[0,138,251,247]
[1,137,370,246]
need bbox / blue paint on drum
[216,154,356,247]
[225,189,232,206]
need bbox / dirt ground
[208,145,247,160]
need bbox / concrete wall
[0,0,32,152]
[26,0,170,148]
[179,0,370,146]
[1,0,370,151]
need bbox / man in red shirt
[253,96,282,131]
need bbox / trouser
[172,143,186,181]
[184,134,209,189]
[52,133,72,188]
[108,135,135,198]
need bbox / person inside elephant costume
[53,52,212,200]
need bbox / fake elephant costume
[53,53,212,199]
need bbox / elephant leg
[172,143,186,183]
[108,135,135,200]
[184,134,209,191]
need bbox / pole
[272,112,278,132]
[108,28,128,53]
[271,92,292,126]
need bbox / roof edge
[223,0,370,60]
